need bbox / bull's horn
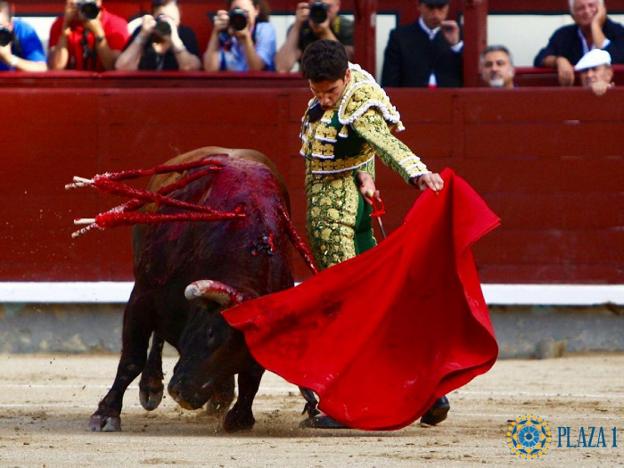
[184,280,244,307]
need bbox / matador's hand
[356,171,381,205]
[410,173,444,192]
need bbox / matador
[300,50,442,269]
[298,39,448,427]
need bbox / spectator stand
[10,0,624,83]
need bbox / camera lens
[228,8,248,31]
[153,17,172,37]
[309,1,328,24]
[79,1,101,20]
[0,26,13,47]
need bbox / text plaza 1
[557,426,619,448]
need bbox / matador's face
[309,68,351,110]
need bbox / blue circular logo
[507,414,552,459]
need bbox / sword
[367,194,387,239]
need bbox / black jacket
[381,21,463,88]
[124,24,200,71]
[533,18,624,67]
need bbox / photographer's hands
[213,9,251,41]
[139,14,157,40]
[49,0,77,69]
[295,2,310,26]
[62,0,78,30]
[0,41,15,67]
[206,8,264,71]
[213,10,230,32]
[161,16,199,70]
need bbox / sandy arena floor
[0,353,622,467]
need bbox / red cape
[223,169,500,430]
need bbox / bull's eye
[206,327,215,342]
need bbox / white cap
[574,49,612,71]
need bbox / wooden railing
[1,73,622,283]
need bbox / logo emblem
[507,414,552,459]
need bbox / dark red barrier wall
[1,74,623,283]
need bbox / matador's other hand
[411,173,444,192]
[356,171,381,205]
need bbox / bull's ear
[184,280,244,308]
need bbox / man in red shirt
[48,0,128,70]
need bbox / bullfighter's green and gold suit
[300,64,430,269]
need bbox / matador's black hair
[301,39,348,82]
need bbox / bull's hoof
[205,394,234,416]
[139,388,164,411]
[205,399,228,416]
[223,408,255,432]
[89,414,121,432]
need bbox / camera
[309,1,328,24]
[152,15,172,39]
[0,26,14,47]
[228,7,248,31]
[77,0,101,20]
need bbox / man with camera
[381,0,463,87]
[0,1,47,71]
[275,0,353,73]
[48,0,128,71]
[115,0,200,71]
[203,0,276,71]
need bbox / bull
[89,147,296,433]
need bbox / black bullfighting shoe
[300,414,348,429]
[420,396,450,427]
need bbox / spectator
[381,0,462,88]
[480,45,515,88]
[533,0,624,86]
[0,1,47,71]
[575,48,614,95]
[203,0,276,72]
[48,0,129,71]
[115,0,200,71]
[274,0,353,72]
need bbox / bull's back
[132,148,293,297]
[146,147,289,208]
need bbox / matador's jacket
[300,63,430,269]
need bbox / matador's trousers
[305,170,376,270]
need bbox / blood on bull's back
[134,153,294,302]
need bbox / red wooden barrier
[1,74,622,284]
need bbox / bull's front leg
[139,333,165,411]
[89,293,153,432]
[223,362,264,432]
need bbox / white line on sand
[0,384,623,400]
[0,403,620,421]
